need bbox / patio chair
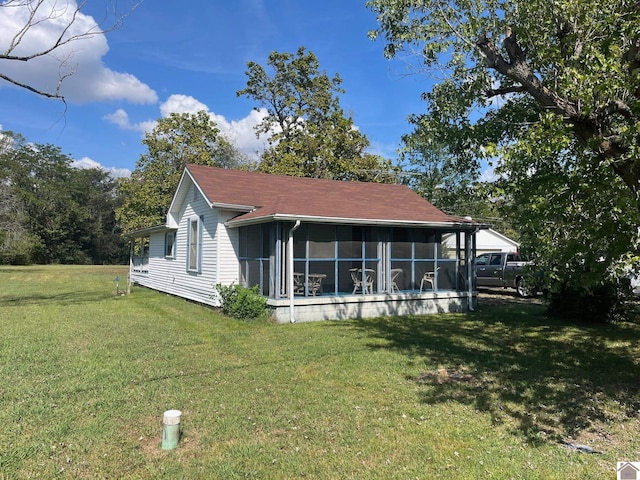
[390,268,402,293]
[350,268,375,294]
[420,267,440,292]
[293,272,304,295]
[307,273,326,296]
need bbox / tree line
[0,133,127,265]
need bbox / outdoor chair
[307,273,326,296]
[293,272,304,295]
[350,268,375,294]
[390,268,402,292]
[420,267,440,292]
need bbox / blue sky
[0,0,432,177]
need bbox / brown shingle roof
[186,164,474,227]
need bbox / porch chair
[420,267,440,292]
[307,273,326,296]
[390,268,403,293]
[350,268,375,294]
[293,272,304,295]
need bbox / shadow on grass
[0,290,117,307]
[348,302,640,444]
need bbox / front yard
[0,265,638,478]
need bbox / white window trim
[187,217,202,273]
[165,231,176,259]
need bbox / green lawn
[1,265,638,479]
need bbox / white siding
[131,184,243,307]
[216,209,240,286]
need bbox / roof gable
[185,164,476,227]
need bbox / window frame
[165,231,176,259]
[187,216,202,273]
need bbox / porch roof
[186,164,481,229]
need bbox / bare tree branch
[0,0,143,101]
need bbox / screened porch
[238,222,476,299]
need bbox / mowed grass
[1,265,639,479]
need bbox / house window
[187,217,201,272]
[165,231,176,258]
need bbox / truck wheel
[516,278,530,297]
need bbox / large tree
[0,0,142,101]
[117,111,247,232]
[237,47,397,182]
[368,0,640,318]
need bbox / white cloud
[0,0,157,104]
[72,156,131,178]
[103,109,155,133]
[106,94,272,159]
[159,94,209,117]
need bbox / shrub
[547,277,635,324]
[215,283,269,320]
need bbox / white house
[126,165,486,323]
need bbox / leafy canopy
[238,47,398,182]
[368,0,640,301]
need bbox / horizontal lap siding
[134,184,224,307]
[216,210,240,286]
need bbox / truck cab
[475,252,531,295]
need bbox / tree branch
[486,85,528,97]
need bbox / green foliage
[547,278,635,324]
[0,132,126,265]
[215,283,269,320]
[368,0,640,316]
[116,111,248,232]
[238,47,398,182]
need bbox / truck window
[476,254,489,265]
[489,254,502,266]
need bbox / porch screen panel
[308,224,335,258]
[337,262,358,294]
[239,224,272,295]
[247,260,260,288]
[391,228,411,259]
[246,225,261,258]
[337,226,363,258]
[415,260,436,290]
[414,229,436,259]
[309,260,334,294]
[293,224,308,258]
[437,261,459,291]
[390,261,411,291]
[364,227,379,258]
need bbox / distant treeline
[0,132,128,265]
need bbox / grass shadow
[346,302,640,444]
[0,290,118,307]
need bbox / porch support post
[467,230,476,311]
[288,220,301,323]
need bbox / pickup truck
[475,251,533,297]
